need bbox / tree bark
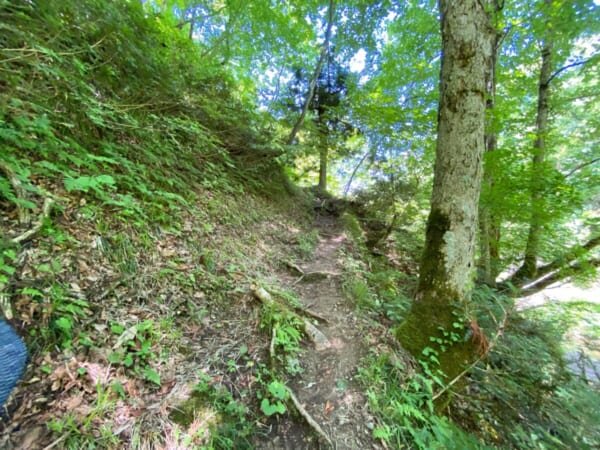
[397,0,494,386]
[515,0,554,281]
[188,9,196,40]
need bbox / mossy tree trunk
[397,0,494,384]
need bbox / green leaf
[260,398,286,416]
[142,367,161,385]
[64,175,116,193]
[111,381,126,398]
[268,381,288,400]
[21,287,44,298]
[1,265,16,275]
[54,317,72,331]
[373,426,391,440]
[108,352,122,364]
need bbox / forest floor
[254,214,380,450]
[1,196,397,449]
[518,284,600,384]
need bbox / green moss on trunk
[396,207,479,406]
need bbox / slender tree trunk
[318,131,328,192]
[478,12,503,286]
[397,0,494,385]
[189,9,196,40]
[516,1,553,280]
[287,0,335,145]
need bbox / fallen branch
[11,197,54,244]
[286,386,333,448]
[256,286,333,447]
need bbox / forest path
[256,214,378,450]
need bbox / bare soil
[255,215,380,450]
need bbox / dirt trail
[257,215,378,450]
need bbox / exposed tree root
[270,326,277,362]
[285,260,340,285]
[254,285,333,447]
[1,198,57,319]
[11,197,54,244]
[299,307,329,324]
[252,286,330,349]
[284,260,304,276]
[0,161,32,226]
[285,386,333,448]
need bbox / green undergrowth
[0,1,315,447]
[166,286,307,448]
[340,212,415,323]
[341,211,600,450]
[0,0,288,229]
[455,287,600,449]
[16,186,314,447]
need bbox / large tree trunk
[515,0,553,281]
[397,0,494,385]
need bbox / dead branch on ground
[257,286,333,447]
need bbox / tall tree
[514,0,555,281]
[477,1,505,286]
[397,0,495,384]
[283,56,349,192]
[287,0,336,146]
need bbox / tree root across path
[253,286,330,350]
[252,286,334,448]
[284,260,340,285]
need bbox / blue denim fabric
[0,320,27,408]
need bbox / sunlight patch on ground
[518,280,600,309]
[519,280,600,384]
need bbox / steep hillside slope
[0,1,315,447]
